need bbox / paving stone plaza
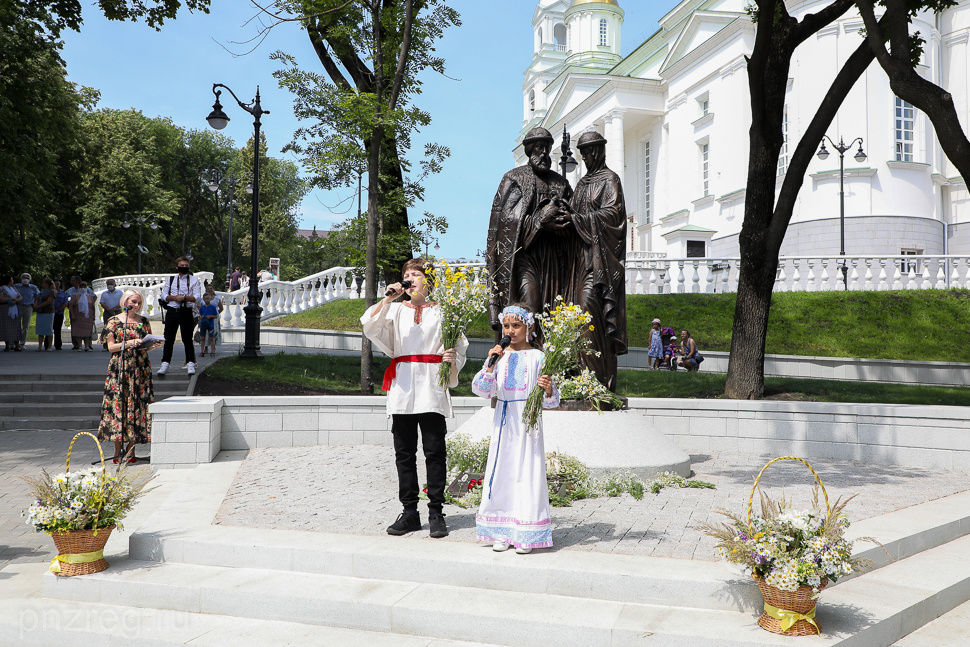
[3,345,970,645]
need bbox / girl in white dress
[472,304,560,554]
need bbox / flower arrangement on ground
[430,262,490,387]
[697,456,877,636]
[556,368,624,411]
[22,465,152,534]
[522,297,596,431]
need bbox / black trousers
[52,312,64,349]
[391,412,447,514]
[161,307,196,363]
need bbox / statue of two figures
[486,127,628,392]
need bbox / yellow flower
[589,325,594,331]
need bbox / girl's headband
[500,305,536,340]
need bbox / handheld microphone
[488,335,512,368]
[123,306,133,311]
[385,280,412,297]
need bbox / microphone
[385,280,412,297]
[123,306,133,311]
[488,335,512,368]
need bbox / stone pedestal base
[453,407,691,480]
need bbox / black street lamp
[207,170,253,289]
[122,212,157,274]
[206,83,269,360]
[817,136,867,288]
[559,124,578,178]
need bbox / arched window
[554,23,566,51]
[529,89,536,112]
[599,19,608,46]
[537,27,543,47]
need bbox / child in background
[198,292,219,357]
[664,335,679,371]
[472,303,560,555]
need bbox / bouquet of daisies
[521,297,596,431]
[22,466,153,534]
[430,262,490,387]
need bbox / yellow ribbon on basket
[49,550,104,574]
[763,602,819,633]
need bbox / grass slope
[271,291,970,362]
[203,352,970,406]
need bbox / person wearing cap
[486,126,573,339]
[664,335,679,371]
[555,130,628,390]
[647,318,664,370]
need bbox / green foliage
[649,472,716,494]
[23,0,211,38]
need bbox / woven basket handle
[66,431,105,473]
[746,456,830,526]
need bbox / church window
[777,106,789,176]
[529,89,535,112]
[687,241,706,258]
[900,249,921,274]
[554,23,566,51]
[700,99,709,117]
[895,97,914,162]
[700,143,710,196]
[537,27,543,46]
[643,140,651,224]
[599,19,608,46]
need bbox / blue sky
[61,1,673,263]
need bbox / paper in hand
[137,334,165,350]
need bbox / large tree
[267,0,459,392]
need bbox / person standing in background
[0,276,22,352]
[158,257,201,376]
[68,282,96,351]
[14,273,39,350]
[65,276,94,350]
[229,266,241,291]
[52,280,68,350]
[98,279,123,351]
[33,278,55,351]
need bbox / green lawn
[270,291,970,362]
[202,352,970,406]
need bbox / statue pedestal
[453,407,691,480]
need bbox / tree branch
[387,0,415,112]
[793,0,855,44]
[306,17,353,92]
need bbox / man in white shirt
[98,279,123,351]
[360,258,467,540]
[158,257,202,375]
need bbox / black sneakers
[386,511,421,536]
[429,512,449,538]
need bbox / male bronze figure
[485,127,573,334]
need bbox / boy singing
[360,259,467,538]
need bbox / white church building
[517,0,970,262]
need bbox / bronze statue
[486,127,573,330]
[488,128,627,391]
[556,131,628,391]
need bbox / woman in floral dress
[98,291,162,463]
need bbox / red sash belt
[383,354,442,390]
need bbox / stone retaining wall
[221,327,970,388]
[150,395,970,472]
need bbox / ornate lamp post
[559,124,578,178]
[207,170,253,289]
[122,212,157,274]
[206,83,269,360]
[817,136,867,289]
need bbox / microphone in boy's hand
[385,280,412,297]
[488,335,512,368]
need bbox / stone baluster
[690,260,701,293]
[704,261,715,294]
[848,260,860,291]
[921,264,932,290]
[662,263,672,294]
[220,300,232,328]
[805,260,816,292]
[863,260,873,291]
[888,261,900,290]
[791,260,802,292]
[906,265,918,290]
[721,260,731,293]
[676,261,686,294]
[950,259,962,289]
[876,258,889,291]
[819,259,830,291]
[634,267,644,295]
[936,260,947,290]
[775,260,787,292]
[230,299,244,327]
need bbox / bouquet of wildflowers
[22,466,152,534]
[556,368,623,412]
[698,488,874,594]
[521,297,596,431]
[430,262,490,387]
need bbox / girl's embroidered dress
[97,317,155,443]
[472,349,560,549]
